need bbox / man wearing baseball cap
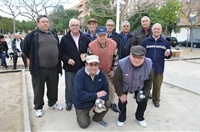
[74,55,111,128]
[114,45,153,128]
[88,26,120,113]
[84,18,98,41]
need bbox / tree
[49,6,80,34]
[0,0,21,34]
[18,20,35,33]
[85,0,116,27]
[179,0,200,51]
[128,0,181,35]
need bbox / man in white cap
[73,55,111,128]
[114,45,153,128]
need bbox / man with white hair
[142,23,172,108]
[60,18,90,111]
[12,33,27,69]
[119,21,133,58]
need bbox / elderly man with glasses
[114,45,153,128]
[74,55,111,128]
[60,18,90,111]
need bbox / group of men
[22,15,172,129]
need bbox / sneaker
[49,103,63,111]
[136,120,147,128]
[117,121,124,127]
[35,109,43,117]
[93,120,108,127]
[110,103,120,113]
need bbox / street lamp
[116,0,126,33]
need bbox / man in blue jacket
[142,23,172,108]
[74,55,111,128]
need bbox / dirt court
[0,72,24,131]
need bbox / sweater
[73,67,109,109]
[88,38,118,74]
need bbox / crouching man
[74,55,111,128]
[114,45,153,128]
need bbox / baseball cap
[96,26,107,35]
[130,45,146,56]
[0,35,5,39]
[87,18,97,24]
[86,55,100,63]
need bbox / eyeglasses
[88,63,99,67]
[123,25,129,27]
[131,54,145,60]
[70,24,80,27]
[107,24,114,27]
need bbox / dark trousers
[13,52,27,68]
[75,100,111,128]
[118,91,148,122]
[152,73,163,103]
[65,71,76,107]
[32,67,59,110]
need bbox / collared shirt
[71,32,80,50]
[85,67,100,80]
[16,40,21,51]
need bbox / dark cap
[96,26,107,35]
[130,45,146,56]
[0,35,5,39]
[87,18,97,24]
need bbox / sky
[0,0,81,21]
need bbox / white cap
[86,55,100,63]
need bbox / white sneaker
[136,120,147,128]
[50,102,63,111]
[117,121,124,127]
[35,109,43,117]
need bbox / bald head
[152,23,162,38]
[141,16,150,29]
[15,33,21,41]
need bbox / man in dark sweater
[114,45,153,128]
[23,15,63,118]
[60,18,90,111]
[74,55,111,128]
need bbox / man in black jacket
[119,21,133,58]
[60,18,90,111]
[12,33,27,69]
[23,15,63,118]
[132,16,152,46]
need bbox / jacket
[12,38,23,53]
[132,27,152,46]
[74,67,109,109]
[114,56,153,97]
[60,31,90,72]
[142,35,172,73]
[119,32,133,58]
[23,29,62,75]
[84,30,97,42]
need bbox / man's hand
[97,90,107,98]
[108,71,114,78]
[164,49,170,57]
[119,94,127,103]
[68,59,75,66]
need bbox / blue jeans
[0,52,8,68]
[65,71,76,107]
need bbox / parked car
[165,36,178,47]
[179,39,200,48]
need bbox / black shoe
[65,105,72,111]
[148,93,152,99]
[110,103,120,113]
[154,102,160,108]
[12,67,16,70]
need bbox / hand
[97,90,107,98]
[108,71,114,78]
[119,94,127,103]
[68,59,75,66]
[164,50,170,57]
